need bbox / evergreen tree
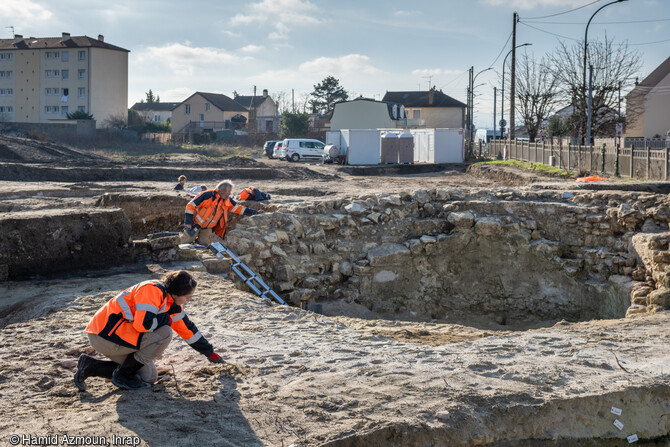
[66,110,94,120]
[145,89,157,104]
[309,76,348,114]
[280,111,310,138]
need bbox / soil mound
[0,134,103,164]
[467,162,574,186]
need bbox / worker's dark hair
[162,270,197,296]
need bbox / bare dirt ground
[1,135,670,446]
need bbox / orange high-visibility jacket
[184,190,248,238]
[84,280,213,355]
[239,186,257,201]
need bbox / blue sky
[2,0,668,129]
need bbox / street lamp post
[470,67,492,154]
[582,0,627,145]
[500,43,531,140]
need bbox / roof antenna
[422,75,432,91]
[6,26,15,38]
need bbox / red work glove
[208,352,224,364]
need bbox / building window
[61,106,69,117]
[61,51,69,62]
[78,87,85,98]
[185,104,190,114]
[46,70,59,78]
[412,109,421,119]
[78,51,86,61]
[78,69,86,80]
[0,71,12,79]
[78,106,85,112]
[0,106,13,113]
[154,115,160,122]
[0,88,12,96]
[62,69,69,80]
[205,103,210,111]
[0,53,13,60]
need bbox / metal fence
[488,139,670,180]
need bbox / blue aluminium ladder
[209,242,287,305]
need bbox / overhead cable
[520,0,603,20]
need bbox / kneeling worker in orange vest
[181,179,263,245]
[75,270,225,391]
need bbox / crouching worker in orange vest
[239,186,271,201]
[181,179,264,245]
[74,270,225,391]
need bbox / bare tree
[548,35,641,141]
[515,52,560,141]
[297,92,312,113]
[103,113,128,129]
[272,91,291,115]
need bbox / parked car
[282,138,326,162]
[272,141,285,160]
[263,140,280,159]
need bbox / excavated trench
[3,181,670,445]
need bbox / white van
[282,138,325,162]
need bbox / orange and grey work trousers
[87,325,172,383]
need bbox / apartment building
[0,33,128,128]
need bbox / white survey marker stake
[627,434,638,443]
[611,406,622,415]
[613,419,624,430]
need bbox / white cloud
[230,0,320,39]
[0,0,52,29]
[299,54,382,76]
[412,68,462,76]
[269,23,291,41]
[393,10,422,17]
[134,43,244,76]
[480,0,587,9]
[239,44,264,54]
[221,30,241,38]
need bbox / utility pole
[493,86,497,141]
[291,89,295,113]
[509,11,518,140]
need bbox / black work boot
[74,354,117,391]
[111,354,150,391]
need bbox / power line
[488,31,513,68]
[629,38,670,46]
[519,21,581,42]
[438,70,468,92]
[521,17,670,25]
[520,0,603,20]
